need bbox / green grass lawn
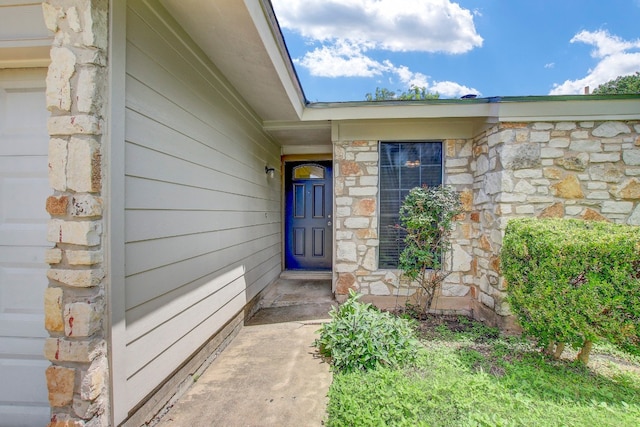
[325,318,640,427]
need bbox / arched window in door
[293,164,325,180]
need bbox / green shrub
[501,218,640,363]
[397,185,462,314]
[314,290,421,372]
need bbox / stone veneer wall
[333,139,476,313]
[334,120,640,330]
[472,120,640,328]
[42,1,110,426]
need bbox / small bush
[314,290,421,373]
[397,185,462,314]
[501,218,640,363]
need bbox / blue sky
[270,0,640,102]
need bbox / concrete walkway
[155,279,335,427]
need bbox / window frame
[377,140,444,270]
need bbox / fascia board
[245,0,306,119]
[302,102,494,122]
[497,98,640,122]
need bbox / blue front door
[285,161,333,270]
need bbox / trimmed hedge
[501,218,640,361]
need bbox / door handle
[327,221,332,226]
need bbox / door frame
[281,154,334,272]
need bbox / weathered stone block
[623,150,640,166]
[81,356,108,401]
[556,152,589,171]
[480,292,495,309]
[336,196,353,206]
[530,131,550,142]
[514,180,536,195]
[617,178,640,200]
[513,169,543,179]
[542,167,563,180]
[353,198,376,216]
[586,191,610,200]
[344,217,370,229]
[49,138,68,191]
[628,205,640,225]
[488,129,514,147]
[45,248,63,264]
[48,115,101,136]
[548,137,570,147]
[592,122,630,137]
[539,202,564,218]
[602,201,634,214]
[47,268,104,288]
[336,242,357,262]
[569,139,601,152]
[348,187,377,196]
[590,152,620,163]
[76,66,101,114]
[47,415,85,427]
[354,152,378,162]
[45,287,65,332]
[46,47,76,112]
[500,143,540,170]
[339,160,362,176]
[540,147,564,158]
[571,130,589,139]
[369,281,391,295]
[551,175,584,199]
[47,219,102,246]
[65,250,103,266]
[589,164,623,183]
[336,273,356,294]
[446,173,474,185]
[451,244,472,272]
[46,366,75,407]
[44,338,104,363]
[442,284,469,297]
[532,122,553,130]
[67,136,101,192]
[46,196,69,216]
[64,300,102,337]
[362,248,376,271]
[556,122,577,131]
[582,208,610,222]
[71,195,103,217]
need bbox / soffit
[160,0,304,124]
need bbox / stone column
[42,1,110,426]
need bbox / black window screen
[379,142,443,269]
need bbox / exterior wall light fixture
[265,166,275,178]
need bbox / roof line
[306,93,640,109]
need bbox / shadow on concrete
[247,278,337,326]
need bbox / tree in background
[366,85,440,101]
[592,72,640,94]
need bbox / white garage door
[0,68,50,426]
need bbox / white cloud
[295,41,387,77]
[550,30,640,95]
[430,80,479,98]
[274,0,483,54]
[273,0,481,98]
[545,63,555,69]
[295,42,481,98]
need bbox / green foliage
[397,185,462,313]
[501,218,640,361]
[593,72,640,94]
[314,290,421,373]
[365,85,440,101]
[326,319,640,427]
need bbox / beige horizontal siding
[122,0,281,408]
